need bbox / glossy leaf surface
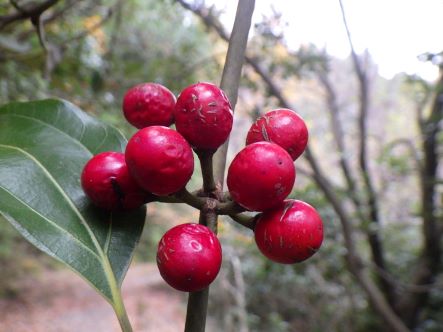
[0,99,146,303]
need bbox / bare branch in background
[2,0,61,78]
[338,0,393,305]
[383,138,422,170]
[0,0,115,79]
[105,0,124,65]
[213,0,255,186]
[61,7,114,45]
[42,0,79,25]
[0,0,60,30]
[370,262,443,294]
[396,69,443,326]
[9,0,26,13]
[231,255,249,332]
[44,5,113,79]
[317,70,366,217]
[51,4,114,79]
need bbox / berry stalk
[196,150,217,194]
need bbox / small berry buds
[246,108,308,160]
[254,200,324,264]
[123,83,176,128]
[81,152,147,210]
[174,82,233,150]
[156,223,222,292]
[227,142,295,211]
[125,126,194,196]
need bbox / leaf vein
[93,123,109,153]
[0,144,106,257]
[3,113,92,156]
[0,186,101,260]
[104,214,113,255]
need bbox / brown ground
[0,263,201,332]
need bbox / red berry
[156,223,222,292]
[254,200,324,264]
[81,152,147,210]
[174,82,233,150]
[125,126,194,195]
[123,83,176,129]
[246,108,308,160]
[227,142,295,211]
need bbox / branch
[178,1,255,332]
[15,0,82,40]
[8,0,59,79]
[196,150,217,194]
[45,4,114,78]
[412,80,432,131]
[305,149,409,332]
[338,0,393,304]
[104,0,123,64]
[230,255,249,332]
[0,0,59,30]
[213,0,255,187]
[174,188,206,210]
[10,0,26,13]
[61,7,114,45]
[371,262,443,294]
[216,200,245,215]
[42,0,79,24]
[318,70,365,216]
[396,69,443,327]
[338,0,365,82]
[296,165,314,178]
[383,138,422,170]
[228,213,256,230]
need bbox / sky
[209,0,442,81]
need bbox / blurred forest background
[0,0,442,331]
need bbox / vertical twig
[196,150,217,193]
[182,1,255,331]
[213,0,256,186]
[184,284,210,331]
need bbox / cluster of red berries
[80,81,324,293]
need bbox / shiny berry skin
[81,152,147,210]
[123,83,176,129]
[246,108,308,160]
[156,223,222,292]
[125,126,194,196]
[227,142,295,211]
[174,82,233,150]
[254,200,324,264]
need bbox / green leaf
[0,99,146,305]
